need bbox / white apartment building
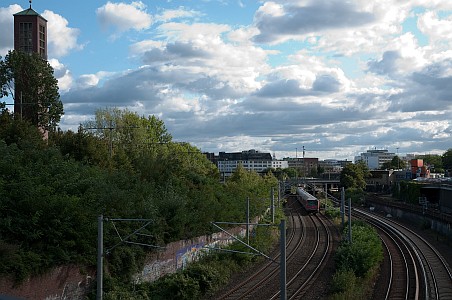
[213,150,289,178]
[355,149,396,170]
[217,159,288,177]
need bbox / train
[296,187,320,214]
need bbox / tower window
[19,22,33,53]
[39,24,46,58]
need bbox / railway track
[354,208,452,300]
[217,196,333,299]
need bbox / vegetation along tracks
[354,208,452,300]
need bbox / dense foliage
[392,180,421,204]
[0,50,63,130]
[330,221,383,298]
[340,162,370,205]
[0,107,279,292]
[380,155,404,170]
[443,148,452,174]
[101,211,283,299]
[340,161,370,191]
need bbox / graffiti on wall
[135,223,253,284]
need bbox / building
[355,149,396,170]
[13,1,48,132]
[283,157,319,176]
[411,159,430,179]
[14,2,47,59]
[205,149,288,179]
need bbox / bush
[335,222,383,277]
[330,269,356,293]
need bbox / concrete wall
[369,203,452,240]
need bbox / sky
[1,0,451,161]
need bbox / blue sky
[1,0,451,160]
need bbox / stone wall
[0,224,251,299]
[0,265,94,300]
[134,224,248,283]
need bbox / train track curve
[354,208,452,300]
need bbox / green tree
[82,107,172,160]
[442,149,452,175]
[340,161,370,190]
[284,167,298,178]
[0,50,63,130]
[417,154,443,173]
[381,155,404,170]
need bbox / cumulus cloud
[49,59,73,92]
[42,10,82,58]
[40,0,450,159]
[253,0,375,44]
[129,22,269,99]
[367,51,401,75]
[96,1,152,33]
[418,11,452,48]
[0,5,22,56]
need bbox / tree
[83,107,172,157]
[381,156,404,170]
[443,149,452,175]
[0,50,63,130]
[340,161,370,190]
[416,154,443,173]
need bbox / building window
[39,24,46,58]
[19,22,33,53]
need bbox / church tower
[13,1,48,136]
[13,0,47,59]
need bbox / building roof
[13,7,47,21]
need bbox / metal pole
[246,197,250,245]
[341,187,345,228]
[271,187,275,223]
[280,219,286,300]
[109,121,113,158]
[97,215,103,300]
[348,198,352,244]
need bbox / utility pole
[246,197,250,245]
[271,187,275,223]
[97,215,103,300]
[96,216,162,300]
[348,198,352,243]
[341,187,345,228]
[280,219,286,300]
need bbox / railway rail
[217,196,333,299]
[353,208,452,300]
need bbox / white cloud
[0,5,22,56]
[42,10,82,58]
[155,7,201,22]
[96,1,152,33]
[49,59,73,92]
[52,1,451,159]
[418,11,452,48]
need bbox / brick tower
[13,0,47,58]
[13,0,48,120]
